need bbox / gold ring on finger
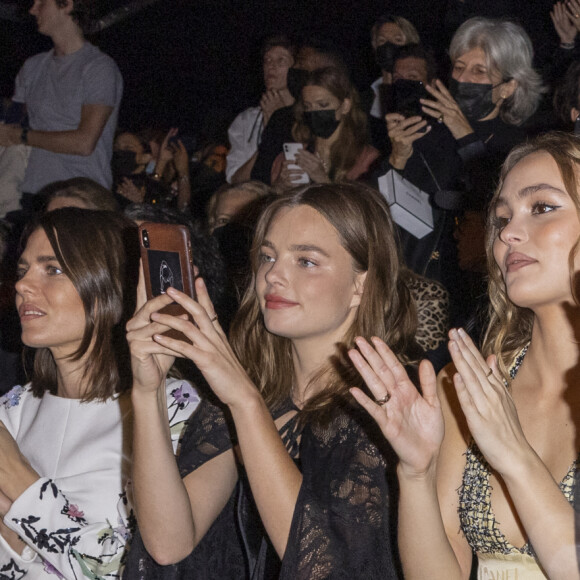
[375,393,391,406]
[210,314,218,323]
[437,114,444,123]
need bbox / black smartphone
[391,79,429,119]
[139,222,196,341]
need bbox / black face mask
[112,150,138,177]
[303,109,341,139]
[375,41,400,72]
[287,68,310,101]
[449,78,503,122]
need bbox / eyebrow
[17,254,59,267]
[495,183,567,208]
[261,240,331,257]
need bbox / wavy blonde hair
[229,182,420,423]
[483,132,580,379]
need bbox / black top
[124,397,402,580]
[250,106,294,185]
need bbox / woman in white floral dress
[0,208,198,580]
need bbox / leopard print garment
[408,274,450,352]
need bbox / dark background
[0,0,558,141]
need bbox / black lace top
[124,397,402,579]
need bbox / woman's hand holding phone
[386,112,430,170]
[149,279,259,409]
[127,268,184,395]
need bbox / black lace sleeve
[280,410,402,580]
[177,398,236,477]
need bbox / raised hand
[552,2,577,44]
[127,268,184,394]
[386,113,430,170]
[448,328,532,476]
[421,80,474,140]
[147,278,258,408]
[565,0,580,33]
[349,337,444,477]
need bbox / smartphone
[139,222,196,341]
[393,79,430,118]
[283,143,310,185]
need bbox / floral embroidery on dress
[0,559,27,580]
[61,501,87,524]
[1,386,26,410]
[42,560,64,579]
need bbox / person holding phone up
[377,21,543,326]
[271,66,379,192]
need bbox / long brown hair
[23,208,139,401]
[292,67,370,181]
[229,183,419,422]
[483,132,580,379]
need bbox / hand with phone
[274,143,310,190]
[386,112,430,171]
[136,278,257,405]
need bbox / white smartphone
[283,143,310,185]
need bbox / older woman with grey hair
[417,17,543,147]
[388,17,543,210]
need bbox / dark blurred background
[0,0,558,141]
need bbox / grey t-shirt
[13,42,123,193]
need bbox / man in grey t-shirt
[0,0,122,195]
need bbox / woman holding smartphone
[0,208,197,579]
[125,182,420,579]
[350,132,580,578]
[272,67,379,191]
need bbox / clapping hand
[349,337,444,478]
[447,328,531,476]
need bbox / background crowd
[1,0,580,578]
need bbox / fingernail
[458,328,467,337]
[450,328,459,338]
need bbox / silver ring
[486,368,493,378]
[375,393,391,406]
[210,314,218,323]
[437,114,444,123]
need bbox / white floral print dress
[0,379,199,580]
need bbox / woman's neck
[290,339,337,405]
[518,304,580,394]
[53,352,91,399]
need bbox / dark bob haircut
[23,208,139,401]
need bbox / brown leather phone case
[138,222,196,341]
